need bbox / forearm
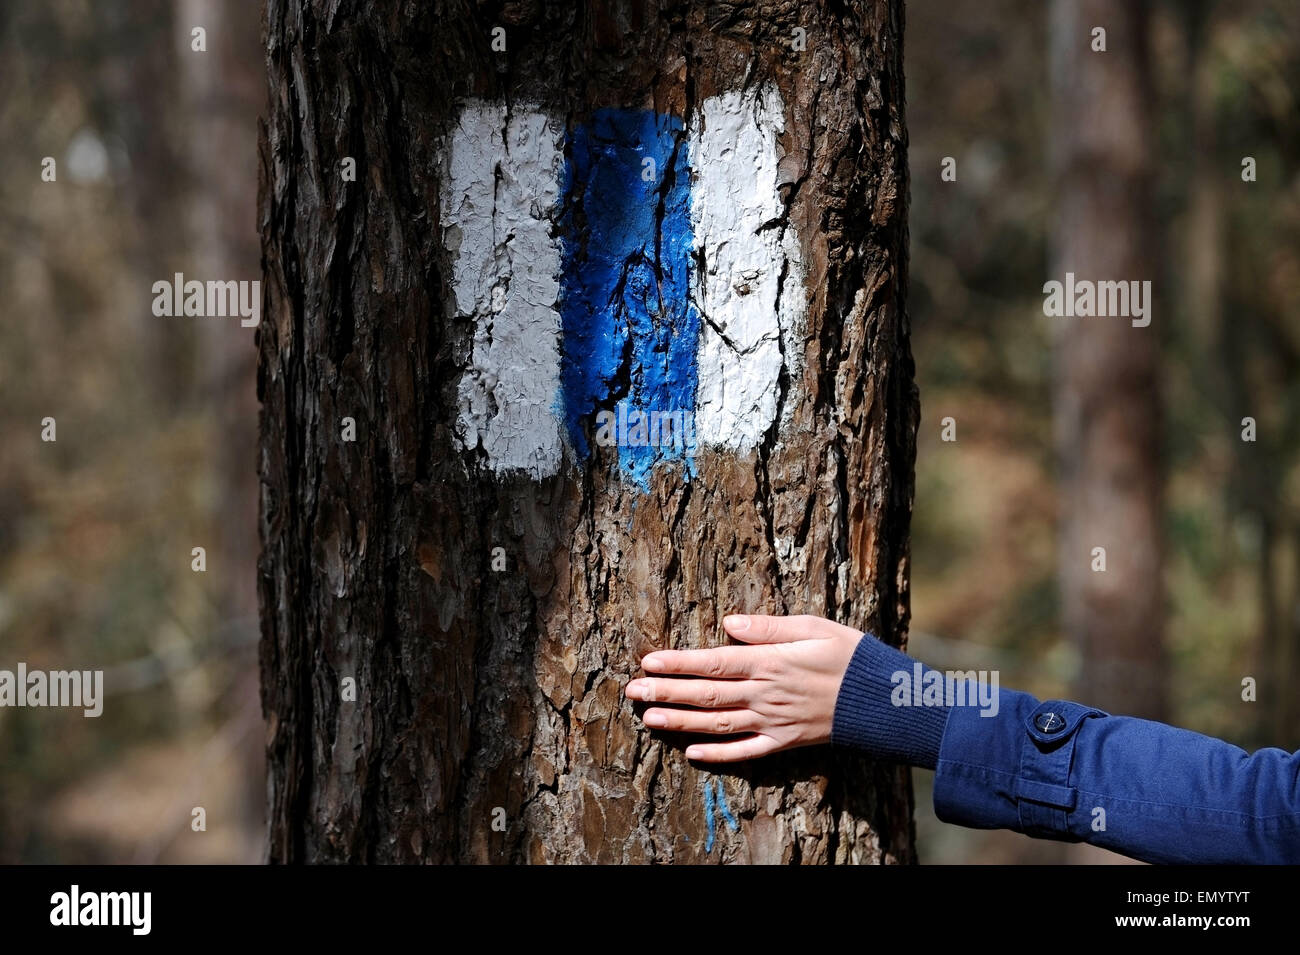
[833,633,1300,864]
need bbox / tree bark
[259,0,917,863]
[1049,0,1166,721]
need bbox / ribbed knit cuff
[831,633,951,770]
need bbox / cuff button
[1034,711,1067,734]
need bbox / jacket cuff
[831,633,951,770]
[933,688,1106,838]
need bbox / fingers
[640,645,766,679]
[625,676,758,708]
[641,707,763,735]
[683,735,783,763]
[638,618,862,678]
[721,613,864,645]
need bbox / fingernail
[723,614,750,633]
[644,711,667,727]
[625,680,645,700]
[685,746,703,759]
[642,653,663,670]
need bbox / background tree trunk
[177,0,266,861]
[259,0,918,863]
[1049,0,1166,722]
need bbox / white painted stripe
[689,85,805,451]
[440,101,565,478]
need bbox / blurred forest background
[1,0,1296,863]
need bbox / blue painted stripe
[703,776,717,853]
[703,777,738,854]
[558,108,698,488]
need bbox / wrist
[831,633,951,770]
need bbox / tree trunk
[178,0,266,860]
[1049,0,1166,721]
[258,0,917,864]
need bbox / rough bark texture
[258,0,918,863]
[1050,0,1165,720]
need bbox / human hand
[624,614,865,763]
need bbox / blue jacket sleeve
[934,685,1300,864]
[831,632,1300,863]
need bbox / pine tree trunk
[1050,0,1166,721]
[258,0,918,864]
[178,0,266,860]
